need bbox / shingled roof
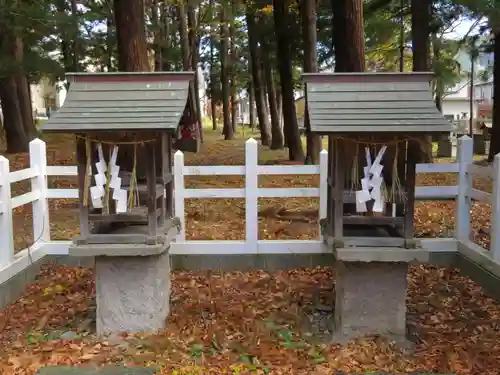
[42,71,195,133]
[302,72,452,134]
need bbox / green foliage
[0,0,61,80]
[0,0,492,112]
[433,39,464,92]
[454,0,500,26]
[364,1,412,72]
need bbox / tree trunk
[411,0,432,162]
[273,0,304,161]
[161,4,171,71]
[0,77,29,153]
[489,29,500,161]
[261,39,283,149]
[12,33,34,138]
[229,9,238,134]
[231,92,237,132]
[170,13,181,70]
[261,63,270,115]
[178,0,200,146]
[220,3,233,139]
[276,87,286,146]
[411,0,430,72]
[276,88,283,129]
[300,0,321,164]
[187,3,203,142]
[399,0,406,72]
[209,0,218,131]
[249,80,256,129]
[55,0,71,74]
[106,2,114,71]
[432,33,443,112]
[114,0,150,71]
[113,0,151,174]
[151,0,163,71]
[178,2,190,70]
[15,75,34,138]
[69,0,79,71]
[332,0,365,72]
[246,9,271,145]
[0,9,31,152]
[331,0,366,215]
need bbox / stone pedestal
[95,252,171,336]
[333,261,408,345]
[436,139,452,157]
[473,134,486,155]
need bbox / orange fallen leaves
[1,264,500,374]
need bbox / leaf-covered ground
[0,129,498,374]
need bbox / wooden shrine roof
[302,72,453,134]
[42,71,195,133]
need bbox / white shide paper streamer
[108,146,127,213]
[90,143,106,209]
[355,146,387,213]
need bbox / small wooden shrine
[43,72,194,336]
[302,72,453,346]
[42,71,194,255]
[303,72,452,254]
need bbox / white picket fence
[0,136,497,284]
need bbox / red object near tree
[180,122,197,139]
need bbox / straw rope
[103,148,112,214]
[80,135,149,210]
[328,135,424,146]
[82,138,92,207]
[75,134,157,145]
[128,143,139,209]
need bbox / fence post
[245,138,259,253]
[455,135,473,243]
[174,150,186,242]
[491,153,500,260]
[319,149,328,239]
[30,139,51,244]
[0,156,14,267]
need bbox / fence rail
[0,135,498,281]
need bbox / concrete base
[333,261,409,346]
[69,243,169,257]
[0,256,47,309]
[69,225,178,257]
[473,134,486,155]
[95,252,171,336]
[335,247,429,263]
[437,140,452,157]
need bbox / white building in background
[0,78,66,122]
[475,79,494,102]
[30,78,67,118]
[440,78,494,126]
[441,81,477,121]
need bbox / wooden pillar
[403,140,417,248]
[166,134,173,217]
[159,133,168,228]
[76,136,89,243]
[146,143,157,241]
[326,137,334,238]
[333,140,344,247]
